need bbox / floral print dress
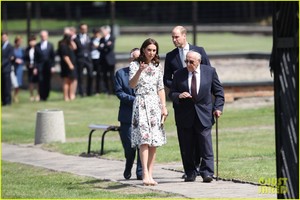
[129,61,167,148]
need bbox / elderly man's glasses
[184,60,195,65]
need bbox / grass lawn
[2,90,276,184]
[4,19,272,54]
[2,18,275,199]
[2,161,179,199]
[6,32,272,55]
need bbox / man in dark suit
[1,32,14,106]
[99,25,116,94]
[34,30,55,101]
[164,26,211,176]
[169,50,224,182]
[164,26,211,88]
[114,48,142,180]
[76,23,93,97]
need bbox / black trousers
[38,66,52,101]
[92,59,103,94]
[177,115,214,177]
[77,57,93,96]
[100,59,115,94]
[119,123,142,176]
[1,72,12,106]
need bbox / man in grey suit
[169,50,224,182]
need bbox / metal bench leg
[100,130,110,155]
[87,129,96,154]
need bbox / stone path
[2,143,276,198]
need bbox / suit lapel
[198,65,207,100]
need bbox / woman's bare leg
[139,144,150,185]
[148,146,157,185]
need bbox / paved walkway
[2,143,276,198]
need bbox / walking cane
[216,115,219,181]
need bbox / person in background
[58,27,78,101]
[129,38,168,186]
[90,27,103,95]
[98,25,116,94]
[25,35,39,102]
[12,35,25,103]
[76,23,93,97]
[34,30,55,101]
[1,32,14,106]
[169,50,224,182]
[114,48,142,180]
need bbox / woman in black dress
[58,30,77,101]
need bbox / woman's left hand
[161,106,168,118]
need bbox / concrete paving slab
[2,143,276,198]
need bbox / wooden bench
[87,124,120,155]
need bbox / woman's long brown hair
[137,38,160,67]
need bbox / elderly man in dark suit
[114,48,142,180]
[169,50,224,182]
[1,32,14,106]
[164,25,211,177]
[34,30,55,101]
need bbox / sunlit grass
[2,90,275,183]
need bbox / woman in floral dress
[129,38,168,186]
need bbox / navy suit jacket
[169,64,224,128]
[115,67,135,123]
[34,41,55,69]
[1,42,14,74]
[164,44,211,88]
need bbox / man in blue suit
[164,26,211,177]
[169,50,224,182]
[114,48,142,180]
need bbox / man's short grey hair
[101,25,111,33]
[187,50,202,61]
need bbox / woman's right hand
[139,62,148,72]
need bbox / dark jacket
[169,64,224,128]
[115,67,135,123]
[164,44,211,88]
[1,42,14,74]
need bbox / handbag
[10,66,19,88]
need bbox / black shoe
[123,169,131,180]
[203,175,213,183]
[196,166,201,176]
[181,173,187,179]
[137,175,143,180]
[184,173,196,182]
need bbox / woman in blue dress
[13,36,25,103]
